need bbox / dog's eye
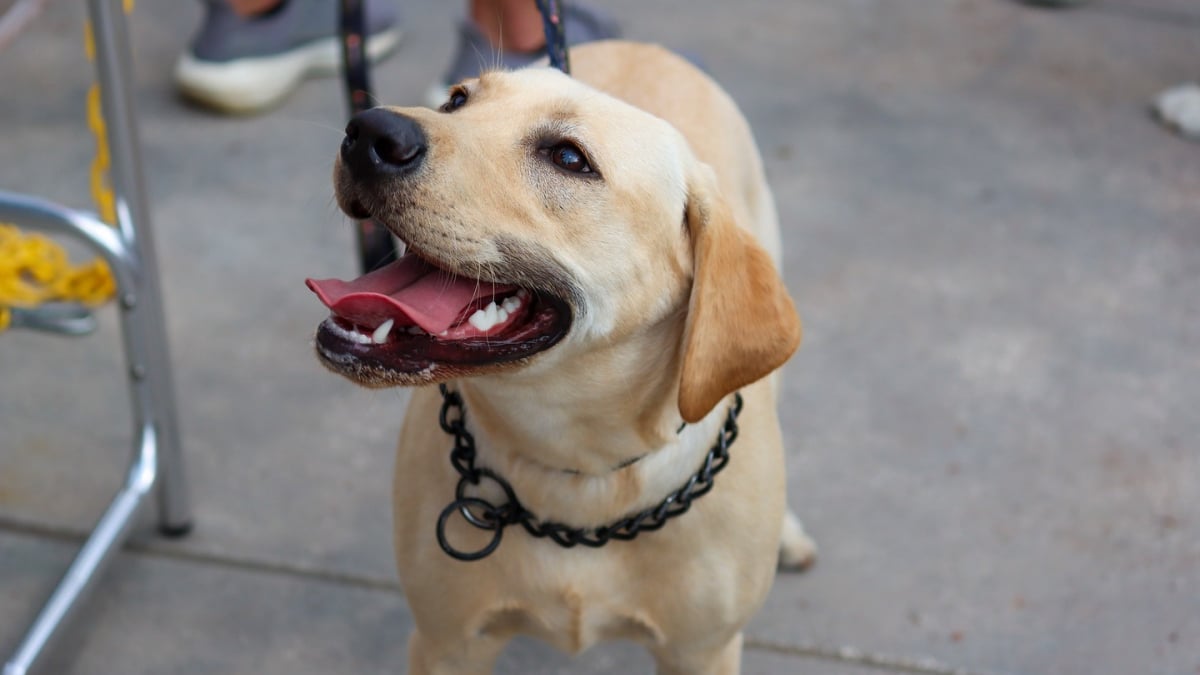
[547,143,592,174]
[441,88,468,113]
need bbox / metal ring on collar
[436,497,505,561]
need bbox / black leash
[534,0,571,74]
[338,0,399,273]
[435,385,743,561]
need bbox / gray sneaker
[425,3,620,107]
[176,0,401,115]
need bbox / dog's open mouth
[306,251,571,382]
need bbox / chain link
[434,384,743,561]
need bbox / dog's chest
[466,535,752,656]
[476,580,663,654]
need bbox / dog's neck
[456,353,681,474]
[449,330,731,527]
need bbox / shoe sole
[175,28,402,115]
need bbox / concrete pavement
[2,1,1198,673]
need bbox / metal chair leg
[2,0,191,672]
[84,0,191,539]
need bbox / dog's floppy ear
[678,163,802,423]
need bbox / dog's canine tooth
[373,319,395,344]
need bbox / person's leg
[226,0,282,16]
[429,0,619,105]
[175,0,401,115]
[470,0,546,53]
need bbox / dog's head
[308,67,799,422]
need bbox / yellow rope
[0,224,116,325]
[0,0,133,332]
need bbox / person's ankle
[229,0,287,18]
[469,7,545,51]
[472,26,545,52]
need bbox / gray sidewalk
[2,1,1198,673]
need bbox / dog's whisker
[467,40,489,82]
[493,23,503,73]
[273,116,349,135]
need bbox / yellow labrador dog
[307,41,814,675]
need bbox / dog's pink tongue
[306,254,509,334]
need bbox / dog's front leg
[652,632,743,675]
[407,628,505,675]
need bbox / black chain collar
[434,384,744,561]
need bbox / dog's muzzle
[341,108,427,180]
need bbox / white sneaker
[175,0,401,115]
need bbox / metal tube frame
[2,1,191,673]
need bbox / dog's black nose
[341,108,427,179]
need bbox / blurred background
[1,1,1198,673]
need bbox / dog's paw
[778,510,817,572]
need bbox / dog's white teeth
[327,320,374,344]
[517,289,531,300]
[372,319,394,344]
[467,296,521,333]
[469,306,496,331]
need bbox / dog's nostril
[374,137,422,167]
